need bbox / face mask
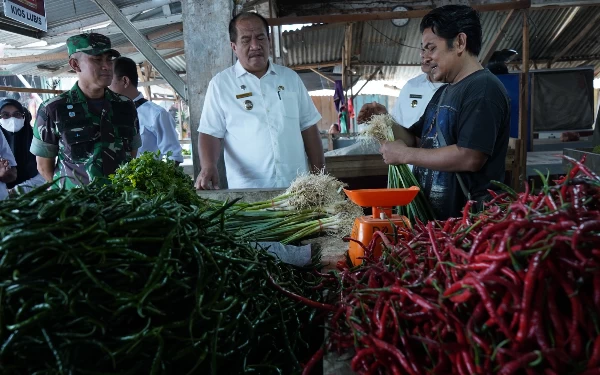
[0,117,25,133]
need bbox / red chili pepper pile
[313,156,600,375]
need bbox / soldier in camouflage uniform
[30,33,141,189]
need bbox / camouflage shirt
[30,82,141,189]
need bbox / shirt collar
[133,92,145,102]
[234,59,278,78]
[70,81,114,103]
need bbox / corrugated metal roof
[282,5,600,81]
[1,1,183,78]
[4,1,600,87]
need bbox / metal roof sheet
[3,1,600,85]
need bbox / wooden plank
[0,40,184,65]
[517,10,530,192]
[309,68,335,84]
[0,86,63,94]
[481,10,515,66]
[342,23,353,89]
[266,1,531,26]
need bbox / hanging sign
[3,0,47,32]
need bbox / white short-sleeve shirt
[199,61,321,189]
[391,73,444,129]
[133,93,184,163]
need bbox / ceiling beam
[91,0,186,101]
[42,15,183,44]
[0,21,40,39]
[310,68,335,84]
[288,60,421,70]
[41,0,179,38]
[532,0,600,9]
[0,86,62,94]
[267,0,531,26]
[508,54,600,64]
[0,41,184,65]
[481,10,516,66]
[549,11,600,65]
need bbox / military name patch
[409,94,423,99]
[236,92,253,99]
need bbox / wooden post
[183,0,233,188]
[516,9,530,192]
[144,63,153,101]
[342,23,353,90]
[137,64,151,100]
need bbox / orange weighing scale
[343,187,420,266]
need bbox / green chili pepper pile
[0,183,324,374]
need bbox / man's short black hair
[113,56,139,87]
[229,12,270,43]
[420,5,483,56]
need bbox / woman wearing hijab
[0,98,45,195]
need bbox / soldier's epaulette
[106,89,131,103]
[114,93,132,103]
[41,93,67,107]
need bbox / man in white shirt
[0,129,17,200]
[195,12,325,190]
[358,54,443,129]
[109,57,183,164]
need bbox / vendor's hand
[357,102,388,123]
[0,158,8,168]
[380,140,409,165]
[195,166,220,190]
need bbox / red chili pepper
[594,273,600,311]
[546,280,566,347]
[350,347,375,372]
[545,195,559,211]
[516,252,543,343]
[400,334,424,375]
[462,200,474,225]
[427,221,447,277]
[302,347,324,375]
[482,275,522,307]
[573,220,600,250]
[267,274,337,311]
[500,267,522,285]
[570,325,583,360]
[388,285,445,320]
[468,221,512,259]
[563,154,599,181]
[465,276,514,340]
[498,351,541,375]
[370,336,418,375]
[587,335,600,369]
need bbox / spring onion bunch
[359,114,436,223]
[222,172,364,244]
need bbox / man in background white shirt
[358,55,442,169]
[0,129,17,200]
[358,54,442,128]
[110,57,184,165]
[390,69,443,129]
[195,12,324,190]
